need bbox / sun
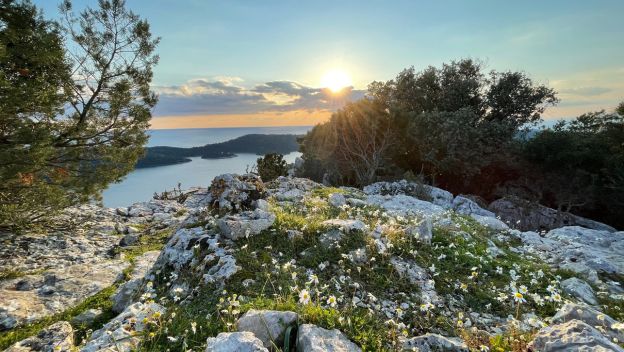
[320,69,352,93]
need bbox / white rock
[296,324,361,352]
[218,209,276,240]
[236,309,297,349]
[401,333,468,352]
[206,332,268,352]
[561,277,598,305]
[471,214,509,231]
[452,195,495,217]
[365,194,446,217]
[6,321,74,352]
[405,217,433,244]
[112,251,160,313]
[328,193,347,208]
[552,303,624,343]
[81,302,165,352]
[71,308,103,326]
[528,319,624,352]
[390,257,440,304]
[322,219,367,232]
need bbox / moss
[0,269,44,281]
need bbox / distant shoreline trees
[299,59,624,229]
[0,0,159,228]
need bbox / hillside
[1,174,623,351]
[136,134,301,168]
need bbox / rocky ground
[0,174,623,351]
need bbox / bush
[257,153,288,182]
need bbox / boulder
[401,333,468,352]
[6,321,74,352]
[218,209,276,240]
[405,217,433,244]
[452,195,495,217]
[561,277,598,305]
[209,173,265,211]
[363,180,454,208]
[489,197,616,232]
[515,226,624,286]
[296,324,361,352]
[119,233,139,247]
[365,194,446,218]
[471,215,509,231]
[236,309,298,349]
[81,302,165,352]
[328,193,347,208]
[319,229,345,249]
[552,303,624,343]
[322,219,367,233]
[206,332,268,352]
[528,319,624,351]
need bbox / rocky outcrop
[489,197,616,232]
[513,226,624,286]
[296,324,361,352]
[205,332,268,352]
[5,321,74,352]
[218,209,276,240]
[401,333,468,352]
[552,303,624,343]
[112,250,160,313]
[81,302,165,352]
[0,260,128,330]
[528,319,624,351]
[561,277,598,305]
[236,310,298,349]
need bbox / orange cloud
[149,109,332,129]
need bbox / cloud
[559,86,613,97]
[153,77,366,117]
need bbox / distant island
[136,134,301,168]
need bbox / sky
[35,0,624,129]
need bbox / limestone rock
[0,261,128,330]
[365,194,446,218]
[405,217,433,244]
[206,332,268,352]
[528,319,624,352]
[119,233,139,247]
[328,193,347,208]
[363,180,454,208]
[319,229,345,249]
[6,321,74,352]
[552,303,624,343]
[112,251,160,313]
[390,257,439,304]
[322,219,367,233]
[401,333,468,352]
[236,309,298,349]
[296,324,361,352]
[452,195,495,217]
[209,173,265,211]
[489,197,616,232]
[561,277,598,305]
[218,209,276,240]
[81,302,165,352]
[515,226,624,286]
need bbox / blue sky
[34,0,624,128]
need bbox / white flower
[513,291,526,304]
[167,336,178,342]
[299,289,311,305]
[191,321,197,334]
[327,295,337,307]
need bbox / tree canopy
[0,0,159,228]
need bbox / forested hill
[135,134,301,168]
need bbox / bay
[102,126,312,207]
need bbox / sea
[102,126,313,208]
